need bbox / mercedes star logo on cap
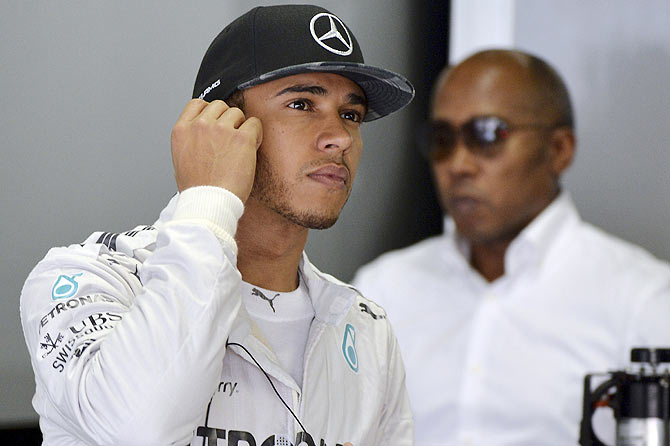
[309,13,353,56]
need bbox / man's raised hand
[171,98,263,202]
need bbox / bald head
[427,49,577,258]
[432,49,573,129]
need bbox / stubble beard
[250,152,347,230]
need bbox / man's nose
[435,139,479,177]
[317,113,353,154]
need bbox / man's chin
[287,197,347,229]
[455,222,523,246]
[452,220,491,243]
[292,212,339,230]
[306,219,338,230]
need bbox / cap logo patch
[309,13,353,56]
[199,79,220,100]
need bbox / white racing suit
[20,187,413,446]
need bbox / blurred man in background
[354,49,670,445]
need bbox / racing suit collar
[158,193,358,324]
[226,254,358,391]
[298,252,358,326]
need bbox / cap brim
[237,62,415,122]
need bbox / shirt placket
[458,280,502,446]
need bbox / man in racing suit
[20,5,415,445]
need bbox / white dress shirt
[354,193,670,446]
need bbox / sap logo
[51,273,84,300]
[199,79,220,99]
[68,312,122,335]
[195,427,350,446]
[342,323,359,373]
[217,381,238,397]
[40,294,115,332]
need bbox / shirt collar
[511,192,578,263]
[443,192,580,276]
[443,217,471,262]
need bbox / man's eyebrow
[275,84,328,97]
[347,93,367,107]
[274,84,368,107]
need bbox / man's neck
[470,239,512,282]
[235,198,309,292]
[467,190,561,282]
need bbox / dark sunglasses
[421,116,557,161]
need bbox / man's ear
[548,126,576,176]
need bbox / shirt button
[470,364,481,374]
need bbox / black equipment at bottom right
[580,348,670,446]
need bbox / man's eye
[341,111,362,122]
[288,100,310,110]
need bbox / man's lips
[307,165,349,188]
[446,195,483,214]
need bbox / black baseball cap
[192,4,414,121]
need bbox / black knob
[631,348,670,364]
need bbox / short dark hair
[225,89,246,112]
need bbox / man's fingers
[177,98,209,122]
[239,116,263,149]
[218,107,247,130]
[177,99,233,124]
[197,100,230,121]
[171,99,261,200]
